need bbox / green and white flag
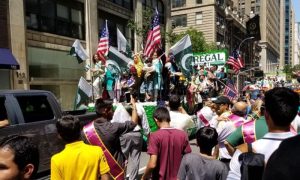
[117,28,132,58]
[169,34,193,79]
[74,77,92,110]
[70,39,89,64]
[107,46,133,76]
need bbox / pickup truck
[0,90,97,178]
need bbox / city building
[233,0,282,74]
[170,0,251,66]
[0,0,170,110]
[284,0,292,65]
[290,5,295,65]
[294,22,300,66]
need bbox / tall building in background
[294,22,300,66]
[233,0,282,74]
[170,0,250,64]
[284,0,292,65]
[232,0,260,17]
[290,5,295,65]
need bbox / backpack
[238,143,265,180]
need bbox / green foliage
[170,28,217,52]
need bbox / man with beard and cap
[213,97,247,167]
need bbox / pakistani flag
[74,77,92,110]
[107,46,133,76]
[70,39,89,64]
[117,28,132,58]
[169,35,193,79]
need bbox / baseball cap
[213,96,231,105]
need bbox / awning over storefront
[0,48,20,70]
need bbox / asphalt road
[126,139,199,178]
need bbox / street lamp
[237,36,255,53]
[236,37,255,93]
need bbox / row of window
[107,0,133,10]
[25,0,165,44]
[172,0,202,8]
[172,12,203,27]
[25,0,84,39]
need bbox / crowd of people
[89,50,228,114]
[2,51,300,180]
[2,86,300,180]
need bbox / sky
[293,0,300,22]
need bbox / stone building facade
[2,0,170,110]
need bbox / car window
[0,97,10,128]
[16,95,54,123]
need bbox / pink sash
[242,119,297,144]
[242,120,256,144]
[198,112,210,127]
[228,114,244,127]
[290,125,297,135]
[83,122,124,180]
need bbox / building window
[172,0,186,8]
[25,0,85,39]
[142,0,165,24]
[98,11,134,49]
[196,12,203,25]
[196,0,202,4]
[108,0,133,10]
[172,15,187,27]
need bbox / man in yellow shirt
[51,115,110,180]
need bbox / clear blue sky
[294,0,300,22]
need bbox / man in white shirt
[169,94,195,136]
[227,87,299,180]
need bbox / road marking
[126,166,146,177]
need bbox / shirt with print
[147,128,192,180]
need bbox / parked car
[0,90,97,178]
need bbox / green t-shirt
[226,116,268,147]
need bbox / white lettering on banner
[193,52,226,67]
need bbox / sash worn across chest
[228,114,244,127]
[83,122,124,180]
[198,112,210,127]
[242,120,256,144]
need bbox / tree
[170,28,217,52]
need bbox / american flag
[226,50,244,74]
[97,20,109,62]
[224,80,237,100]
[144,9,161,58]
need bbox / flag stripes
[97,20,109,62]
[226,50,244,74]
[144,9,161,58]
